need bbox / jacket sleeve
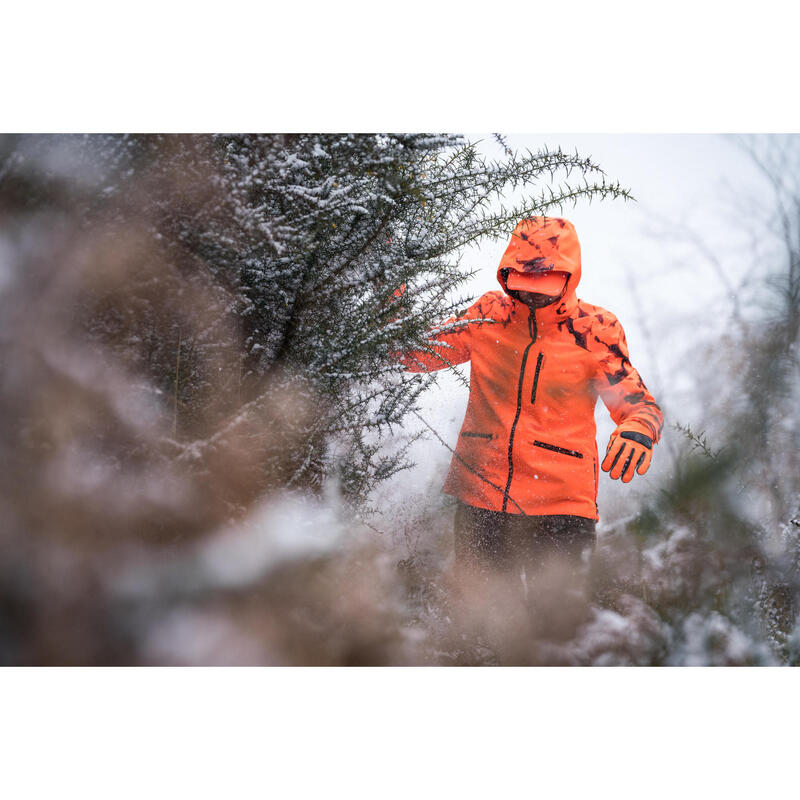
[591,313,665,442]
[394,298,488,373]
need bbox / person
[396,216,664,587]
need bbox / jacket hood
[496,217,582,320]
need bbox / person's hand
[601,426,653,482]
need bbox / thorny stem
[672,421,720,460]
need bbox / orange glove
[601,425,653,483]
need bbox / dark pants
[454,501,596,578]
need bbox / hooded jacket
[400,217,664,520]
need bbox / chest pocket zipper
[530,352,544,404]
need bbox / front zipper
[502,311,537,512]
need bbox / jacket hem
[443,488,599,521]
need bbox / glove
[601,424,653,483]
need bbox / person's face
[515,290,560,309]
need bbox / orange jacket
[400,217,664,520]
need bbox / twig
[672,421,721,460]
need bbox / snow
[199,493,345,588]
[113,490,348,601]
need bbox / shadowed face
[516,290,561,309]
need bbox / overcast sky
[462,134,772,359]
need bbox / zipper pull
[528,309,537,342]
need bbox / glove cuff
[612,420,658,445]
[620,430,652,448]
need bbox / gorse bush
[3,134,631,509]
[0,133,633,664]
